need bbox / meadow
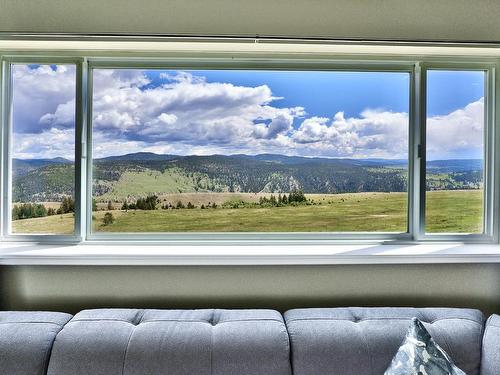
[11,190,483,235]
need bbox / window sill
[1,242,500,265]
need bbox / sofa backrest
[285,307,484,375]
[47,308,292,375]
[0,307,494,375]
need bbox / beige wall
[2,264,500,315]
[1,0,500,42]
[1,1,500,316]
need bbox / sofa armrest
[482,314,500,375]
[0,311,73,375]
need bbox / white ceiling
[1,0,500,42]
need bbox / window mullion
[85,63,93,241]
[0,61,12,239]
[411,62,426,241]
[75,59,88,241]
[0,57,4,239]
[491,65,500,243]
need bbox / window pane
[10,64,76,235]
[91,69,409,233]
[425,70,485,234]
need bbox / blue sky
[145,69,484,118]
[427,70,484,116]
[11,65,486,160]
[146,70,411,119]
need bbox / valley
[10,152,484,234]
[11,190,483,234]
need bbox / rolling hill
[12,153,483,202]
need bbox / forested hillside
[12,153,483,202]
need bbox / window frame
[417,62,497,242]
[0,56,85,243]
[0,50,496,245]
[86,59,415,243]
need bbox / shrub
[221,199,251,209]
[103,212,114,226]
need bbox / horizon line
[13,151,483,163]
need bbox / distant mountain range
[11,153,484,202]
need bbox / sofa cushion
[481,314,500,375]
[0,311,73,375]
[284,307,484,375]
[47,308,291,375]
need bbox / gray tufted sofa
[0,307,499,374]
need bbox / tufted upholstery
[285,307,484,375]
[481,314,500,375]
[47,309,291,375]
[1,307,499,375]
[0,311,73,375]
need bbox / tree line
[12,196,75,221]
[104,190,308,213]
[258,190,307,206]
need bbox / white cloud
[11,67,486,161]
[427,98,484,159]
[90,70,302,151]
[13,127,75,160]
[292,110,409,158]
[12,65,76,134]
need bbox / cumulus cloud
[12,64,76,134]
[292,110,409,158]
[11,67,485,161]
[90,70,302,149]
[13,127,75,159]
[427,98,484,159]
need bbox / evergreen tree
[11,203,48,220]
[269,194,277,206]
[288,189,306,203]
[59,196,75,214]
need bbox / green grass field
[11,190,483,235]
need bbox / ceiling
[1,0,500,43]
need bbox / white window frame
[0,40,498,246]
[417,62,497,242]
[1,56,86,243]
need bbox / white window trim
[0,36,499,257]
[1,242,500,265]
